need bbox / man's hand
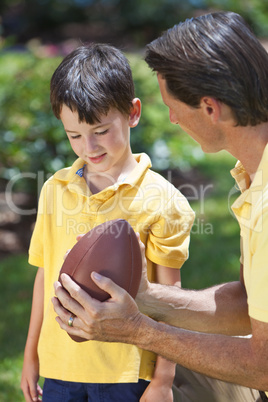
[52,272,144,344]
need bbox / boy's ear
[129,98,142,128]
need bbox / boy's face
[60,102,141,178]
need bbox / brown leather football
[59,219,142,341]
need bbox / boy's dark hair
[145,11,268,126]
[50,43,135,124]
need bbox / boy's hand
[140,380,174,402]
[21,355,43,402]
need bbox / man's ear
[129,98,142,128]
[200,97,221,123]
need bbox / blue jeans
[43,378,149,402]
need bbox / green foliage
[182,152,240,289]
[205,0,268,36]
[0,0,204,46]
[0,51,74,192]
[0,0,267,50]
[0,355,25,401]
[130,53,203,170]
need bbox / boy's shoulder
[145,166,177,192]
[136,153,181,196]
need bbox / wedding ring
[68,315,74,327]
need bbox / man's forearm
[137,280,251,335]
[134,315,267,391]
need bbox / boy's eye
[95,129,108,135]
[71,134,81,139]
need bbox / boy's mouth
[88,153,106,164]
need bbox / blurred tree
[0,0,206,47]
[1,0,267,49]
[0,52,72,193]
[205,0,268,36]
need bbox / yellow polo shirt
[29,153,194,383]
[231,143,268,324]
[231,143,268,397]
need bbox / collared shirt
[29,153,194,383]
[231,143,268,323]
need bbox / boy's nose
[85,135,98,153]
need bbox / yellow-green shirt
[29,153,195,383]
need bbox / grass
[0,150,240,400]
[0,254,36,401]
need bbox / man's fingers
[55,274,104,315]
[54,276,91,313]
[52,292,92,340]
[90,271,129,301]
[52,272,141,344]
[52,294,70,320]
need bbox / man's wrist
[132,313,160,351]
[137,281,173,322]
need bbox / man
[52,11,268,402]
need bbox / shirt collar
[231,142,268,209]
[52,153,152,195]
[230,161,250,193]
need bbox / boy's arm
[140,264,180,402]
[21,267,44,402]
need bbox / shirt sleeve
[146,190,195,269]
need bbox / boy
[21,43,194,401]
